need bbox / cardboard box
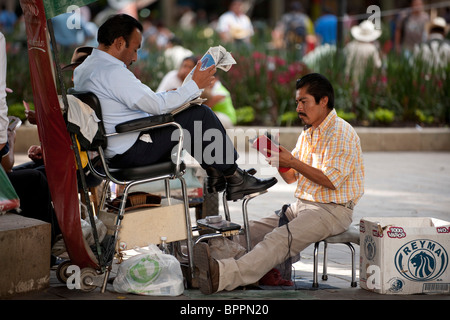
[359,217,450,295]
[98,198,188,251]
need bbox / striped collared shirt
[292,109,364,205]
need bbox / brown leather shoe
[194,242,219,294]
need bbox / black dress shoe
[206,167,259,194]
[205,167,226,193]
[225,168,277,201]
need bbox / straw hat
[428,16,447,33]
[351,20,382,42]
[61,46,94,71]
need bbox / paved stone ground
[8,152,450,304]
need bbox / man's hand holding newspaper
[171,46,237,115]
[183,45,237,85]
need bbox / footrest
[197,218,241,233]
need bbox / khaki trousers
[217,199,353,292]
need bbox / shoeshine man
[194,73,364,294]
[74,14,277,200]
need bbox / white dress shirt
[74,49,200,158]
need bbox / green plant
[415,110,434,125]
[235,106,255,124]
[279,111,299,126]
[369,108,395,125]
[336,110,357,123]
[7,102,34,121]
[220,51,309,125]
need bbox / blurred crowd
[0,0,449,83]
[1,1,449,59]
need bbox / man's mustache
[298,112,307,117]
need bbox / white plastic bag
[81,216,107,246]
[113,245,184,296]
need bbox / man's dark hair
[296,73,335,109]
[182,55,199,65]
[97,14,143,48]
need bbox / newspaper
[171,45,236,115]
[182,45,237,86]
[170,96,206,115]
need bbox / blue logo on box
[394,239,448,281]
[364,235,377,261]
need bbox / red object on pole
[19,0,98,269]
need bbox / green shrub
[369,108,395,125]
[336,110,357,123]
[8,102,34,121]
[236,106,255,124]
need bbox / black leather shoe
[205,167,226,193]
[225,168,277,201]
[206,167,259,194]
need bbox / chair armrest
[115,114,175,133]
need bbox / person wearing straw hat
[413,16,450,69]
[344,20,382,87]
[216,0,254,46]
[61,46,94,72]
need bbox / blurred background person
[344,20,382,88]
[395,0,429,56]
[51,9,97,50]
[157,56,198,92]
[216,0,254,46]
[272,1,315,52]
[201,77,236,129]
[163,36,194,70]
[314,7,337,46]
[157,56,236,128]
[413,16,450,70]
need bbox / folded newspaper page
[182,45,237,86]
[170,96,206,115]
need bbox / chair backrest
[68,90,107,150]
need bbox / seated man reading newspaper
[74,14,277,201]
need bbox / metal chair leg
[345,243,357,287]
[322,242,328,281]
[222,191,231,221]
[221,191,264,253]
[179,176,194,279]
[242,196,253,252]
[313,242,320,288]
[314,241,357,288]
[100,268,110,293]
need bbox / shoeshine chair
[67,90,194,292]
[313,223,360,288]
